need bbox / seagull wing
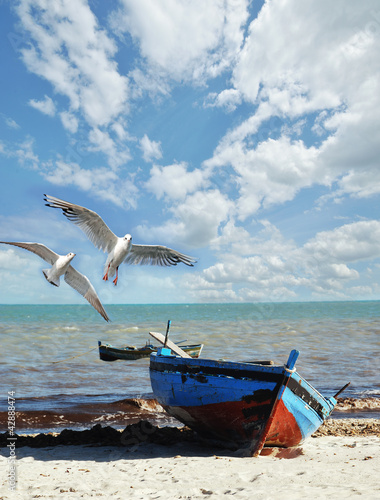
[125,244,197,267]
[64,266,110,322]
[0,241,59,264]
[44,194,118,253]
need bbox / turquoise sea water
[0,301,379,431]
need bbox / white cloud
[111,120,131,141]
[232,0,360,111]
[302,220,380,263]
[110,0,249,82]
[204,0,380,220]
[14,138,40,170]
[88,128,131,169]
[42,160,139,208]
[145,162,206,201]
[17,0,129,127]
[28,95,56,116]
[140,134,162,163]
[60,111,78,133]
[188,219,380,302]
[135,189,233,247]
[128,67,171,101]
[204,89,242,112]
[207,135,322,220]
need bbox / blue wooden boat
[149,348,349,456]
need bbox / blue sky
[1,0,380,306]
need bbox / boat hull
[149,353,336,454]
[98,342,203,361]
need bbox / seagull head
[66,252,76,261]
[123,234,132,241]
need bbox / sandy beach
[1,419,379,499]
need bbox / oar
[164,320,171,347]
[149,331,191,358]
[333,382,351,398]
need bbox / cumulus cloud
[110,0,249,83]
[232,0,357,111]
[206,135,322,220]
[188,220,380,302]
[302,220,380,263]
[28,95,56,116]
[88,128,131,169]
[60,111,78,133]
[205,0,380,219]
[42,160,139,208]
[13,138,40,170]
[140,135,162,163]
[17,0,129,128]
[145,162,206,201]
[204,89,242,112]
[135,189,233,247]
[12,0,136,196]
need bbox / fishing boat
[98,340,203,361]
[149,343,349,456]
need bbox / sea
[1,302,379,434]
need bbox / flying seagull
[44,194,197,286]
[0,241,110,322]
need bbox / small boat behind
[149,344,349,456]
[98,340,203,361]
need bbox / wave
[0,398,173,434]
[335,397,380,411]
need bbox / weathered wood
[243,360,274,365]
[149,331,192,358]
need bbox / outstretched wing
[125,244,197,267]
[44,194,118,253]
[0,241,58,264]
[64,266,110,322]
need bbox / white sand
[1,436,379,499]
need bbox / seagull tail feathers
[42,269,60,287]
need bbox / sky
[1,0,380,306]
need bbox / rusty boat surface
[149,349,345,456]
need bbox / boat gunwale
[150,353,287,378]
[99,343,203,353]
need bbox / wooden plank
[149,331,192,358]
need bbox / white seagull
[44,194,197,286]
[0,241,110,322]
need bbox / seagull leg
[113,267,119,286]
[103,264,110,281]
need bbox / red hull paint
[265,399,303,447]
[164,395,278,451]
[164,398,303,450]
